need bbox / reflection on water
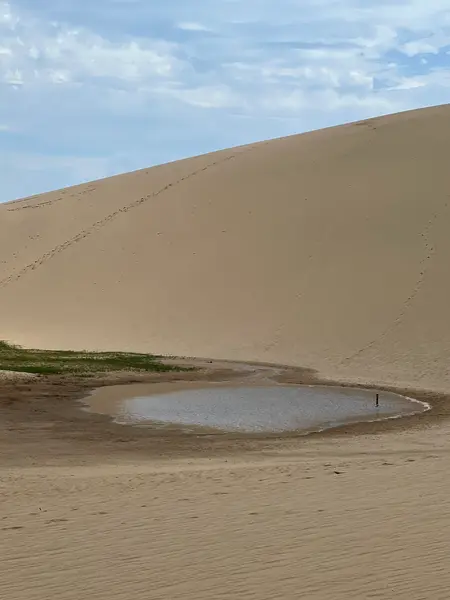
[89,385,426,433]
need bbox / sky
[0,1,449,202]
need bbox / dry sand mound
[1,104,449,390]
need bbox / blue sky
[1,0,449,202]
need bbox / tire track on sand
[0,153,238,289]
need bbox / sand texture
[2,105,450,599]
[1,104,450,390]
[2,420,450,600]
[0,362,449,599]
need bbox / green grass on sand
[0,341,189,376]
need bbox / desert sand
[2,104,450,598]
[0,361,450,599]
[1,104,450,389]
[2,432,450,600]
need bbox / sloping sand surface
[1,104,450,390]
[2,423,450,600]
[3,98,450,600]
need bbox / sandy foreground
[1,360,450,599]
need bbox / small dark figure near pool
[376,393,379,407]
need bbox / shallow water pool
[85,383,427,434]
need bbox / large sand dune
[3,106,450,599]
[1,104,450,390]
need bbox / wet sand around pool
[0,358,449,600]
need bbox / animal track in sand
[0,153,245,289]
[342,203,448,363]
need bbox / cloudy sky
[1,0,449,202]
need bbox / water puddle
[85,383,428,434]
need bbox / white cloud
[47,32,178,81]
[393,79,427,90]
[403,40,438,56]
[390,68,450,90]
[160,83,240,109]
[4,68,23,85]
[401,34,450,56]
[0,0,449,202]
[0,1,18,28]
[1,0,449,114]
[177,22,211,32]
[0,6,181,88]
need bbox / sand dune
[3,106,450,599]
[1,104,450,390]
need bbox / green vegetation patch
[0,341,188,376]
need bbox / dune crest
[1,104,449,390]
